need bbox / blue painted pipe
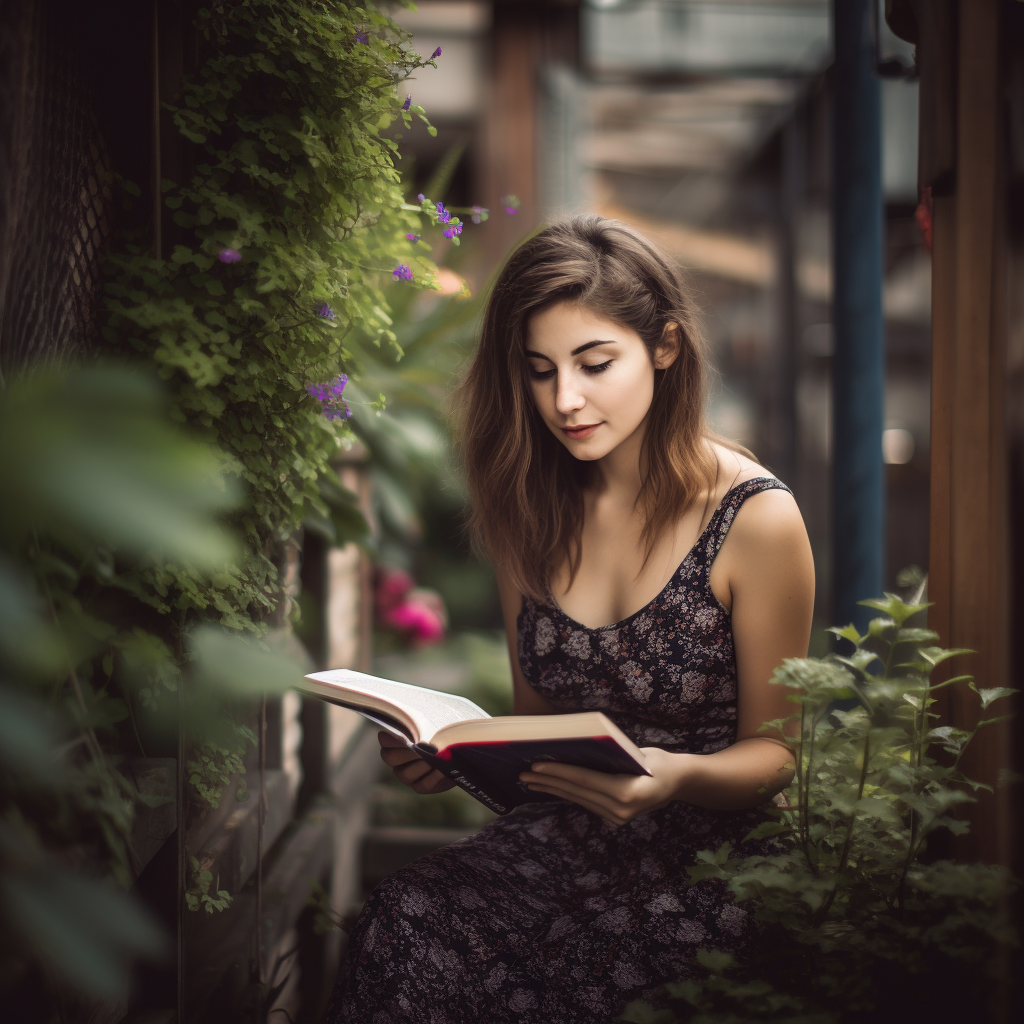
[832,0,885,635]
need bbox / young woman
[328,216,815,1023]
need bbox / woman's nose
[554,375,585,416]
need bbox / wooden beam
[926,0,1010,863]
[480,1,579,272]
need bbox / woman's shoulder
[708,443,804,547]
[709,442,777,496]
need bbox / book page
[303,669,489,743]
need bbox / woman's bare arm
[677,486,814,805]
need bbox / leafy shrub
[1,0,453,1010]
[103,0,446,631]
[0,367,230,1000]
[624,591,1016,1024]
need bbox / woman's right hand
[378,732,456,794]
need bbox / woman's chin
[558,438,608,461]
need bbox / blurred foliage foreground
[624,591,1016,1024]
[0,0,465,1013]
[0,367,304,1005]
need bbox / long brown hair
[454,214,734,602]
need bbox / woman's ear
[653,322,682,370]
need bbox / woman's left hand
[519,747,688,825]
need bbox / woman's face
[524,302,677,462]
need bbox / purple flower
[406,233,420,244]
[417,193,426,202]
[307,375,351,422]
[218,248,241,264]
[505,207,518,216]
[393,264,413,281]
[355,32,368,44]
[471,204,488,224]
[501,194,520,216]
[435,201,451,225]
[315,303,336,319]
[402,94,412,110]
[443,222,463,239]
[430,46,442,59]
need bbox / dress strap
[706,476,793,559]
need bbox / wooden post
[922,0,1011,863]
[479,1,579,273]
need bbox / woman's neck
[591,417,646,508]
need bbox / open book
[299,668,650,815]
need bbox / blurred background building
[394,0,929,647]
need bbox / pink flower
[375,566,415,619]
[385,596,445,645]
[375,571,447,646]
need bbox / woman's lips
[562,423,600,440]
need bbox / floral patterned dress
[327,477,790,1024]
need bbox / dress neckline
[543,475,777,633]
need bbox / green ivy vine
[104,0,447,634]
[2,2,456,1006]
[100,0,459,822]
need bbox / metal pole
[832,0,885,634]
[775,113,803,490]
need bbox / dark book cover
[415,736,648,815]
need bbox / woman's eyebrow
[524,340,616,360]
[571,339,616,356]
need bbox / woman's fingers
[526,761,615,791]
[526,782,624,825]
[411,770,456,794]
[379,741,423,768]
[522,773,622,816]
[393,758,434,784]
[374,734,455,793]
[521,765,626,805]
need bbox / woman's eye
[583,360,613,374]
[527,366,556,380]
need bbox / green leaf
[0,871,166,997]
[968,684,1015,710]
[826,623,862,645]
[977,714,1013,728]
[918,646,974,668]
[0,560,65,678]
[0,365,242,569]
[189,625,305,697]
[695,948,736,974]
[0,690,62,783]
[858,591,928,626]
[744,820,791,841]
[866,616,895,638]
[835,649,881,675]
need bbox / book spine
[412,743,513,815]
